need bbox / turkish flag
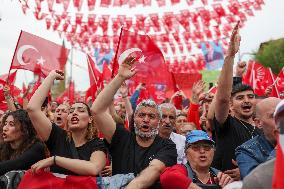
[272,121,284,189]
[112,28,174,94]
[85,83,97,102]
[86,54,101,87]
[10,31,70,77]
[69,81,75,104]
[56,88,69,104]
[0,70,17,84]
[0,71,18,102]
[18,170,99,189]
[274,68,284,99]
[0,101,8,111]
[102,62,112,82]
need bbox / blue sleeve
[235,146,260,179]
[130,90,141,111]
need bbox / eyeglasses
[188,143,214,151]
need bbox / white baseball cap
[274,100,284,118]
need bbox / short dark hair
[231,83,254,97]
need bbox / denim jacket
[235,134,275,179]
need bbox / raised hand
[236,61,247,77]
[227,21,241,57]
[265,85,273,97]
[49,70,64,80]
[119,82,128,97]
[118,56,137,80]
[3,84,10,96]
[192,80,205,98]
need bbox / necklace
[235,117,256,139]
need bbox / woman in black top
[27,70,107,176]
[0,109,45,175]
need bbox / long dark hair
[0,109,40,160]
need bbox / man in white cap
[242,99,284,189]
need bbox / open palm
[118,56,137,80]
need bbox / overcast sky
[0,0,283,91]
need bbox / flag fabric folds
[10,31,69,77]
[112,28,174,98]
[0,71,18,102]
[272,120,284,189]
[18,170,99,189]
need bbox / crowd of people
[0,22,283,189]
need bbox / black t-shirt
[46,123,107,175]
[212,115,261,171]
[109,124,177,175]
[0,141,45,176]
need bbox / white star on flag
[36,56,45,65]
[138,55,146,64]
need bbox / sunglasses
[188,143,214,151]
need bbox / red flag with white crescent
[112,28,174,99]
[10,31,69,77]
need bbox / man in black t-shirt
[92,56,177,189]
[211,22,261,180]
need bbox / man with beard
[212,22,261,180]
[235,97,280,179]
[158,103,187,164]
[92,56,177,189]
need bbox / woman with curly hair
[27,70,106,176]
[0,109,46,175]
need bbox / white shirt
[170,132,187,164]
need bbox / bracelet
[53,155,56,166]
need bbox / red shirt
[160,164,192,189]
[187,103,202,130]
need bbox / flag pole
[111,26,124,78]
[69,48,73,101]
[269,68,280,98]
[8,30,23,83]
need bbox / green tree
[254,38,284,74]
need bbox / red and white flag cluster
[242,60,284,98]
[19,0,265,68]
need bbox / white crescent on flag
[16,45,39,65]
[0,83,3,90]
[118,48,142,65]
